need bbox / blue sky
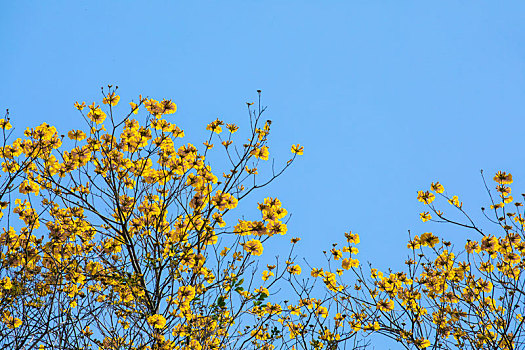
[2,1,525,346]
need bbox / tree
[10,85,520,350]
[0,87,361,350]
[313,171,525,349]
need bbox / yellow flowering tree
[0,108,96,350]
[0,87,340,350]
[311,171,525,349]
[12,85,522,350]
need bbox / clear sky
[2,2,525,347]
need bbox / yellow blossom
[102,92,120,106]
[288,265,301,275]
[430,181,444,193]
[147,314,166,329]
[291,144,304,155]
[420,212,431,222]
[243,239,263,256]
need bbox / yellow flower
[420,212,431,222]
[315,305,328,318]
[220,247,230,256]
[341,258,359,270]
[344,231,360,244]
[465,241,480,254]
[430,182,444,193]
[490,202,504,209]
[82,326,94,336]
[87,103,106,124]
[226,123,239,133]
[250,146,269,160]
[102,92,120,106]
[420,232,439,248]
[363,321,380,332]
[288,305,302,316]
[74,101,86,110]
[11,317,22,329]
[448,195,462,208]
[288,265,301,275]
[263,302,283,315]
[254,286,269,297]
[19,179,40,196]
[67,129,87,141]
[417,191,435,204]
[494,171,513,184]
[477,279,493,293]
[343,246,358,254]
[147,314,166,329]
[349,320,362,332]
[130,102,139,114]
[243,239,263,256]
[2,277,13,290]
[376,299,395,312]
[291,144,304,155]
[160,99,177,114]
[206,118,224,134]
[414,338,430,348]
[245,166,257,174]
[504,252,520,265]
[2,312,22,329]
[262,270,274,281]
[311,268,324,278]
[144,98,177,116]
[0,119,12,130]
[177,285,196,301]
[331,248,342,260]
